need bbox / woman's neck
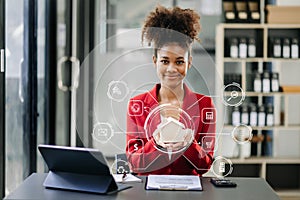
[158,84,184,106]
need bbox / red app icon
[129,100,144,116]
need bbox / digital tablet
[38,144,131,194]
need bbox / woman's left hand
[166,129,193,151]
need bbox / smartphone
[210,178,237,187]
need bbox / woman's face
[153,43,191,89]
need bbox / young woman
[126,5,216,176]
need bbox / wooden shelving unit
[215,22,300,199]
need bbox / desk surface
[4,173,280,200]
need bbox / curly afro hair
[142,5,201,51]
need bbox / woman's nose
[166,63,177,72]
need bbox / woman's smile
[164,73,181,80]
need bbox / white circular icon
[211,156,233,177]
[222,83,245,107]
[92,122,114,143]
[231,124,253,144]
[144,104,195,154]
[107,81,129,102]
[110,159,131,174]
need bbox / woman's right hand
[153,128,191,151]
[153,129,168,149]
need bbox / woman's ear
[188,56,192,69]
[152,55,157,66]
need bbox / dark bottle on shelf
[248,1,260,23]
[236,1,248,22]
[282,38,291,58]
[280,100,285,126]
[291,38,299,59]
[223,1,236,23]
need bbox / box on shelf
[266,5,300,24]
[281,85,300,93]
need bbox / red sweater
[126,84,216,176]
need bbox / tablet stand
[44,171,124,194]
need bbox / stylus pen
[122,172,127,182]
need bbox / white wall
[277,0,300,6]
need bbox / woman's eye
[176,61,184,65]
[160,60,169,64]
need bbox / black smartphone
[210,178,237,187]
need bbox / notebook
[146,175,202,191]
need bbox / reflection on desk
[4,173,280,200]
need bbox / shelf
[219,23,265,29]
[224,125,300,130]
[245,92,282,96]
[265,58,300,62]
[266,24,300,29]
[229,157,300,164]
[223,91,300,96]
[220,23,300,29]
[220,23,300,61]
[224,57,300,62]
[224,58,264,62]
[216,3,300,197]
[217,4,300,197]
[276,189,300,197]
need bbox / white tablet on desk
[38,144,131,194]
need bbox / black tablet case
[38,144,130,194]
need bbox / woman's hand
[166,130,193,151]
[153,129,168,149]
[152,129,180,150]
[153,128,193,151]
